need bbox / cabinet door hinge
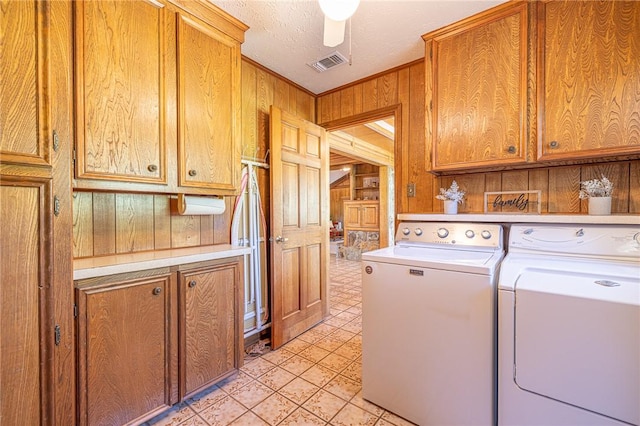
[53,196,60,216]
[54,325,61,346]
[429,100,433,111]
[72,146,76,167]
[73,304,78,318]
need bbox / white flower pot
[588,196,611,215]
[444,200,458,215]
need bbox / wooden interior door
[269,106,329,349]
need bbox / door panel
[0,1,50,165]
[0,178,52,425]
[281,249,301,317]
[177,14,238,190]
[75,0,167,182]
[270,106,329,348]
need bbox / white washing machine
[362,222,504,426]
[499,224,640,426]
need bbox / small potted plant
[579,174,613,215]
[436,180,465,214]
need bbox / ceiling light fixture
[319,0,360,48]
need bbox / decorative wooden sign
[484,190,541,214]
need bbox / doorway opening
[322,106,398,259]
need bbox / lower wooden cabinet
[76,270,178,426]
[75,257,243,425]
[179,261,243,399]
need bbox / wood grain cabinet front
[424,2,529,173]
[537,0,640,161]
[73,0,246,195]
[178,259,243,399]
[76,271,178,426]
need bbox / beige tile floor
[146,256,415,426]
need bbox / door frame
[319,105,399,248]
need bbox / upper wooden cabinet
[177,13,241,192]
[537,1,640,161]
[75,0,169,183]
[0,1,51,166]
[424,2,529,172]
[73,0,247,195]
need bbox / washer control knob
[414,228,423,236]
[437,228,449,238]
[481,230,492,239]
[465,230,475,239]
[402,228,411,236]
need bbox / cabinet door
[76,273,175,426]
[180,262,240,398]
[361,204,379,229]
[343,203,362,228]
[538,1,640,160]
[177,13,241,193]
[74,0,168,184]
[0,177,53,425]
[0,1,51,166]
[427,3,528,171]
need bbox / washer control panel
[395,222,503,249]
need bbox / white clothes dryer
[498,224,640,426]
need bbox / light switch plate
[407,183,416,197]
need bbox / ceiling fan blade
[323,16,345,47]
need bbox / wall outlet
[407,183,416,197]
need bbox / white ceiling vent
[308,51,348,73]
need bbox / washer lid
[362,245,503,275]
[513,269,640,425]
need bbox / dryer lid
[513,270,640,425]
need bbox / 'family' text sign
[483,190,541,214]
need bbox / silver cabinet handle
[188,169,197,177]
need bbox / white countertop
[74,244,251,280]
[397,213,640,225]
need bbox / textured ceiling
[209,0,508,94]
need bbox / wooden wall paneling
[528,168,549,213]
[352,83,364,116]
[396,67,411,214]
[630,161,640,213]
[548,166,581,213]
[407,63,433,213]
[317,94,331,124]
[580,162,630,213]
[457,175,486,213]
[200,215,215,245]
[171,214,201,248]
[92,192,116,256]
[377,73,398,108]
[212,197,233,244]
[241,61,258,159]
[340,86,355,117]
[154,195,171,250]
[274,77,290,112]
[256,68,275,161]
[485,172,503,213]
[330,91,342,121]
[295,88,314,122]
[115,194,155,253]
[362,78,378,112]
[73,192,94,258]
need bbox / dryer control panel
[509,224,640,259]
